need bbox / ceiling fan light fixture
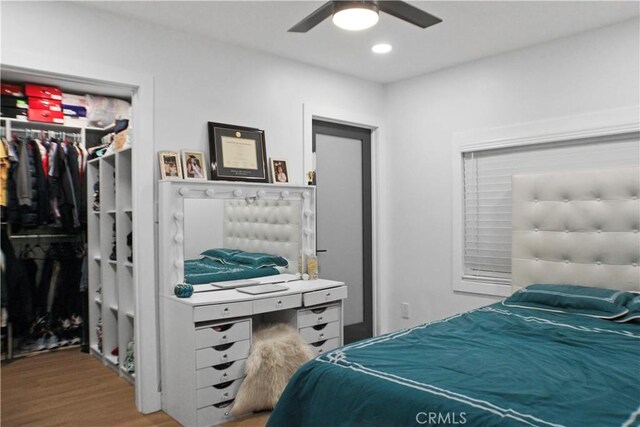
[332,2,379,31]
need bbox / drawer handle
[318,316,323,321]
[319,333,325,339]
[223,308,229,314]
[222,373,228,378]
[222,354,228,360]
[224,411,230,417]
[318,349,323,353]
[222,335,227,340]
[277,300,282,305]
[223,392,229,397]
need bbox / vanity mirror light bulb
[280,191,289,199]
[257,190,266,198]
[174,260,181,269]
[302,192,310,199]
[174,234,184,243]
[233,189,243,197]
[205,189,215,197]
[304,210,313,217]
[179,187,190,196]
[173,212,184,221]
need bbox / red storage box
[28,108,64,124]
[28,97,62,112]
[25,84,62,100]
[1,83,24,97]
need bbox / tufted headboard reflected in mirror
[511,167,640,293]
[158,181,316,296]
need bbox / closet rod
[9,233,81,239]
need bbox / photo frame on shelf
[270,158,290,184]
[181,150,207,180]
[159,151,183,180]
[207,122,268,182]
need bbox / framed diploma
[207,122,268,182]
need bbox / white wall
[382,18,640,332]
[0,1,385,184]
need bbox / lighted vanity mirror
[182,197,304,273]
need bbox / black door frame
[312,120,373,343]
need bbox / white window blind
[462,134,640,283]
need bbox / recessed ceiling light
[371,43,392,54]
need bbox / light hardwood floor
[1,349,269,427]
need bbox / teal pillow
[200,248,243,264]
[616,295,640,323]
[228,251,288,268]
[503,284,632,319]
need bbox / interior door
[313,120,372,343]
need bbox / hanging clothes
[8,137,49,230]
[49,140,82,232]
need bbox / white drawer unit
[298,303,341,328]
[299,321,341,344]
[196,339,251,369]
[161,279,346,426]
[194,301,253,322]
[197,400,234,426]
[310,337,341,356]
[195,319,251,349]
[196,378,244,409]
[197,359,247,389]
[303,286,348,307]
[253,294,301,314]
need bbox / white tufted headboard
[223,199,302,272]
[511,167,640,293]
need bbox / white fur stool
[232,323,314,416]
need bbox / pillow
[503,284,632,319]
[232,324,314,416]
[229,251,288,268]
[616,295,640,323]
[199,248,243,263]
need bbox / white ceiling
[82,1,639,84]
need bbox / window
[453,109,640,297]
[463,135,639,286]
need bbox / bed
[268,167,640,427]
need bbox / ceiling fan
[288,1,442,33]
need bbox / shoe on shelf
[60,318,71,330]
[111,347,119,357]
[109,247,116,261]
[46,333,59,350]
[70,336,81,345]
[35,336,47,351]
[71,314,83,327]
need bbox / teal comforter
[268,303,640,427]
[183,257,279,284]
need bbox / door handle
[316,250,328,253]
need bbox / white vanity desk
[161,279,347,427]
[158,181,347,426]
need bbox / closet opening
[1,67,139,415]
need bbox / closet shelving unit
[87,145,135,383]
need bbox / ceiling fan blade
[288,1,335,33]
[378,1,442,29]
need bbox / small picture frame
[159,151,183,180]
[270,158,289,184]
[181,150,208,180]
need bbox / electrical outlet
[401,302,410,319]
